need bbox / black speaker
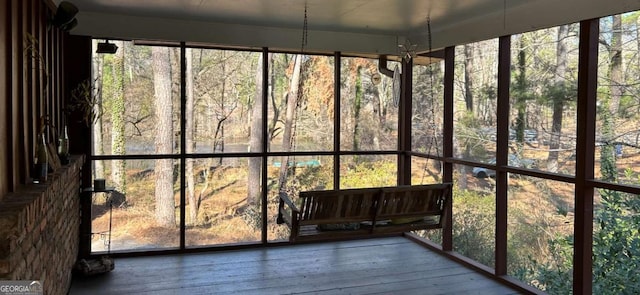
[96,41,118,54]
[52,1,78,31]
[61,18,78,31]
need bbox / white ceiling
[60,0,640,55]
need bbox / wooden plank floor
[69,237,523,295]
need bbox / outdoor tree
[92,40,105,180]
[186,48,197,224]
[209,51,240,157]
[247,53,263,205]
[353,65,363,152]
[151,46,175,227]
[298,56,334,150]
[546,25,570,173]
[459,43,476,188]
[110,41,126,193]
[514,36,529,154]
[463,44,475,112]
[268,54,287,146]
[523,16,640,293]
[609,15,623,115]
[278,54,302,192]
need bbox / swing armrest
[277,192,300,228]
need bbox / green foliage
[68,79,101,125]
[521,93,640,293]
[455,111,489,159]
[340,159,396,188]
[593,190,640,294]
[526,235,574,294]
[419,187,496,267]
[282,164,333,193]
[617,94,636,119]
[451,188,496,267]
[600,96,618,183]
[541,82,576,106]
[477,85,497,102]
[530,189,640,294]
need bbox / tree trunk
[186,48,197,224]
[92,40,105,179]
[278,55,302,192]
[547,25,569,173]
[601,15,623,182]
[267,54,280,148]
[637,16,640,73]
[515,37,527,153]
[353,66,363,152]
[459,44,476,189]
[215,51,228,164]
[152,46,176,227]
[463,44,474,112]
[610,15,623,116]
[247,54,264,205]
[341,60,354,149]
[373,82,382,150]
[111,41,126,193]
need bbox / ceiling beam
[74,12,401,55]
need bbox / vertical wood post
[442,46,455,251]
[574,19,598,295]
[495,35,511,275]
[179,43,186,249]
[398,58,413,186]
[261,47,269,243]
[334,52,341,190]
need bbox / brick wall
[0,156,84,295]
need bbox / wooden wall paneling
[46,9,55,133]
[37,0,47,138]
[50,27,56,130]
[9,0,15,187]
[54,29,60,133]
[58,29,64,143]
[36,0,47,135]
[41,1,56,139]
[13,0,25,185]
[54,28,60,128]
[30,0,38,142]
[46,3,54,130]
[58,29,64,132]
[52,27,59,129]
[1,0,11,196]
[42,1,49,138]
[47,4,54,133]
[54,28,61,138]
[46,5,55,136]
[23,0,33,183]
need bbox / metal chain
[291,3,308,179]
[421,16,440,183]
[427,17,441,157]
[301,3,308,54]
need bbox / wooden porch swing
[277,183,452,243]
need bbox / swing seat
[277,183,452,243]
